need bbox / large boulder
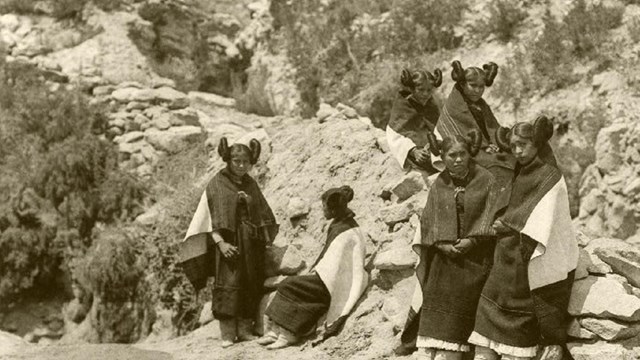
[593,239,640,288]
[568,342,637,360]
[373,246,418,271]
[579,318,640,341]
[568,276,640,321]
[264,245,305,277]
[144,126,203,154]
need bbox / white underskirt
[468,331,538,357]
[416,336,470,352]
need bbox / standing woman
[386,68,443,174]
[437,61,515,189]
[413,130,498,360]
[469,117,578,360]
[181,137,279,348]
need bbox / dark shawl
[497,156,575,346]
[388,91,440,148]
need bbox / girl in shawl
[436,61,515,190]
[259,186,368,350]
[469,117,578,360]
[181,137,279,348]
[413,130,498,360]
[387,68,443,174]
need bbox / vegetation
[0,0,127,19]
[475,0,527,43]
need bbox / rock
[584,238,616,275]
[135,204,166,226]
[594,239,640,288]
[580,318,640,341]
[170,109,199,127]
[595,123,628,175]
[378,192,428,226]
[107,126,123,137]
[265,245,305,277]
[151,77,176,89]
[336,103,358,119]
[152,114,172,130]
[126,101,147,111]
[592,70,625,95]
[568,341,636,360]
[568,276,640,321]
[623,178,640,196]
[316,103,340,121]
[287,197,309,219]
[153,87,189,109]
[109,118,126,129]
[144,106,166,120]
[93,85,115,97]
[604,195,638,239]
[575,248,590,280]
[144,126,203,154]
[114,131,144,144]
[198,301,213,326]
[373,246,418,270]
[387,171,425,202]
[0,14,20,32]
[117,81,144,89]
[23,333,36,343]
[567,319,598,340]
[187,91,236,111]
[37,337,54,345]
[111,87,155,103]
[376,133,389,153]
[264,275,287,290]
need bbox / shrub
[475,0,527,42]
[0,0,125,18]
[628,17,640,43]
[564,0,624,58]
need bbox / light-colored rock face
[568,341,638,360]
[568,276,640,321]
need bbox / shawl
[178,168,279,290]
[387,91,441,170]
[499,156,579,344]
[314,219,369,340]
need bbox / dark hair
[218,137,261,164]
[321,185,354,218]
[451,60,498,87]
[495,116,554,151]
[427,130,481,157]
[401,68,443,89]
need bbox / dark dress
[265,213,358,336]
[388,91,440,172]
[473,156,574,350]
[416,164,497,346]
[437,84,515,191]
[207,168,279,320]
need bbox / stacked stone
[568,237,640,359]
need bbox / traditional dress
[437,84,515,188]
[470,156,579,358]
[179,168,278,319]
[415,164,498,351]
[386,91,442,173]
[265,211,368,340]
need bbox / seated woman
[469,117,579,360]
[259,186,369,350]
[436,61,515,190]
[179,137,279,348]
[386,68,444,174]
[413,131,499,360]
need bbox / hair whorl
[432,69,443,87]
[483,62,499,86]
[401,68,414,88]
[533,116,554,145]
[451,60,465,83]
[495,126,512,153]
[340,185,354,203]
[218,137,230,161]
[467,130,482,156]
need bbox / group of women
[178,59,579,360]
[388,61,578,360]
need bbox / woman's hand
[485,144,500,154]
[436,242,461,258]
[410,147,431,165]
[238,191,252,204]
[454,238,474,254]
[218,241,239,259]
[492,220,511,234]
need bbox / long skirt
[265,273,331,336]
[211,223,265,320]
[419,244,493,345]
[473,233,539,348]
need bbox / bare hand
[486,144,500,154]
[410,147,430,165]
[454,238,474,254]
[436,243,461,258]
[218,241,239,259]
[238,191,252,204]
[492,220,510,234]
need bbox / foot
[266,337,293,350]
[257,332,278,346]
[221,340,234,348]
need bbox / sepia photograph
[0,0,638,359]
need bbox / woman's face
[413,79,435,104]
[229,150,252,177]
[322,202,333,219]
[462,77,485,102]
[443,142,470,177]
[510,134,538,165]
